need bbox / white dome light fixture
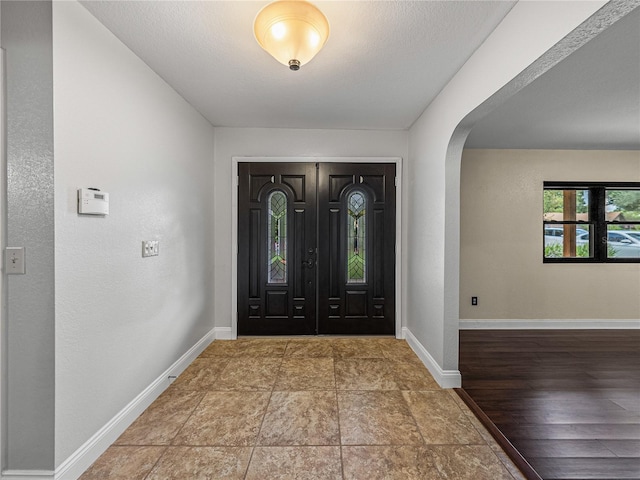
[254,0,330,71]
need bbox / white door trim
[231,156,403,339]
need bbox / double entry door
[238,162,396,336]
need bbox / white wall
[460,149,640,322]
[213,127,409,334]
[53,1,215,467]
[407,1,610,377]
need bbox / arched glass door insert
[267,190,288,283]
[347,190,366,283]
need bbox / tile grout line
[140,377,212,479]
[450,389,527,480]
[387,345,448,479]
[206,345,256,478]
[393,344,443,478]
[166,367,219,447]
[333,344,347,480]
[140,446,168,480]
[389,351,450,480]
[243,343,287,480]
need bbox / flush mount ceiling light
[254,0,330,71]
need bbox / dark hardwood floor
[459,330,640,480]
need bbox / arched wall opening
[448,1,639,375]
[407,0,638,387]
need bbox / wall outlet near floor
[142,240,159,257]
[471,296,478,306]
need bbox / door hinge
[394,176,398,187]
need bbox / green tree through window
[544,182,640,262]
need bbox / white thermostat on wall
[78,188,109,215]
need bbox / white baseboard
[52,328,216,480]
[213,326,233,340]
[402,327,461,389]
[459,319,640,330]
[1,471,54,480]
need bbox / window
[544,182,640,262]
[347,190,366,283]
[267,190,288,282]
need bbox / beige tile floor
[80,337,526,480]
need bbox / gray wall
[1,0,55,470]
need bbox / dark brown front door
[238,162,395,335]
[317,163,395,334]
[238,163,317,335]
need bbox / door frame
[231,156,403,339]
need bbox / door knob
[302,258,315,268]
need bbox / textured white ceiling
[466,5,640,150]
[81,0,516,130]
[81,1,639,149]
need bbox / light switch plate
[142,240,159,257]
[5,247,26,274]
